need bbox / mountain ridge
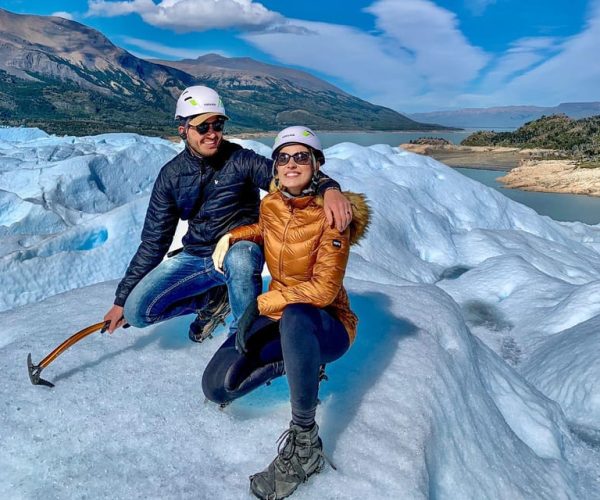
[410,102,600,129]
[149,53,343,94]
[0,8,442,136]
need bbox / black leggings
[202,303,350,428]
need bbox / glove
[235,300,260,354]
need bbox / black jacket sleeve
[114,167,179,306]
[245,149,341,194]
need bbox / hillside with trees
[462,114,600,163]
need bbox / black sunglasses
[189,119,225,134]
[276,151,312,166]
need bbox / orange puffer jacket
[230,188,370,343]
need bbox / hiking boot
[250,422,332,499]
[188,286,230,342]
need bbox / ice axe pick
[27,320,113,388]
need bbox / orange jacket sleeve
[258,223,350,316]
[229,222,263,245]
[229,199,266,245]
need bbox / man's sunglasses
[189,119,225,134]
[276,151,312,166]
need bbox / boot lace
[275,426,337,474]
[276,427,297,462]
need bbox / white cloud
[509,37,560,51]
[120,37,230,60]
[243,19,421,107]
[242,0,489,112]
[244,0,599,111]
[465,0,497,16]
[85,0,600,111]
[86,0,283,32]
[51,11,75,20]
[480,37,560,90]
[459,1,600,107]
[365,0,489,88]
[87,0,148,17]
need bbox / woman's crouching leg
[202,335,243,405]
[202,333,285,406]
[279,303,350,428]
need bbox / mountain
[150,53,441,132]
[150,53,342,93]
[0,9,197,136]
[409,102,600,130]
[0,9,440,136]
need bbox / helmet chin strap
[178,118,189,141]
[310,151,319,173]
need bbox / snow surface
[1,128,600,499]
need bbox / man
[104,86,352,341]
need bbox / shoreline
[401,143,600,198]
[229,128,464,140]
[498,160,600,197]
[452,164,511,172]
[400,143,520,171]
[167,128,466,143]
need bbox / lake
[248,130,474,148]
[248,130,600,226]
[456,168,600,225]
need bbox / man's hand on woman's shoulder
[323,189,353,232]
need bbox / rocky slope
[150,53,341,93]
[0,9,196,135]
[498,159,600,196]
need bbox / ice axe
[27,319,116,388]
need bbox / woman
[203,126,370,499]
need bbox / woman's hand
[212,233,232,273]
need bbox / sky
[1,127,600,497]
[0,0,598,112]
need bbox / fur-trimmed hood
[269,179,371,246]
[315,191,371,246]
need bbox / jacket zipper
[279,206,294,278]
[195,159,207,220]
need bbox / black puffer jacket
[114,141,339,306]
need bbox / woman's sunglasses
[189,119,225,134]
[276,151,312,166]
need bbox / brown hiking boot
[250,422,333,499]
[188,286,230,342]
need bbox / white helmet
[175,86,228,121]
[272,126,325,165]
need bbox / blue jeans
[123,241,264,336]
